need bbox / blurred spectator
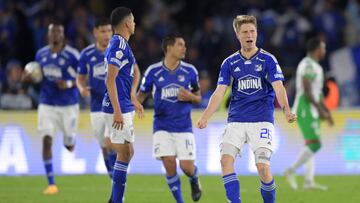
[193,70,214,109]
[0,60,32,109]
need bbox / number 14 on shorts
[260,128,272,140]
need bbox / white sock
[304,156,315,184]
[290,147,314,171]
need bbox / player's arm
[76,74,90,97]
[137,91,150,104]
[272,80,296,123]
[131,63,144,119]
[106,64,123,130]
[303,77,333,126]
[177,88,201,104]
[197,84,227,129]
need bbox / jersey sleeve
[217,59,231,85]
[190,66,200,92]
[77,52,88,75]
[140,67,154,93]
[303,64,316,80]
[67,51,80,80]
[266,55,284,83]
[107,39,129,70]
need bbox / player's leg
[176,132,201,202]
[220,123,246,203]
[90,112,116,178]
[38,104,58,195]
[153,131,184,203]
[285,105,322,189]
[104,112,135,203]
[248,122,276,203]
[60,104,79,152]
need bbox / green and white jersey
[293,56,324,118]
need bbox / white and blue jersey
[140,61,200,133]
[77,44,106,112]
[218,49,284,123]
[35,45,80,106]
[102,34,135,114]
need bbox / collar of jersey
[238,48,261,61]
[162,60,181,72]
[113,34,128,42]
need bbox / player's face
[48,24,64,46]
[236,23,257,51]
[94,24,113,48]
[126,14,136,35]
[319,41,326,60]
[169,38,186,60]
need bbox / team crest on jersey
[42,57,47,63]
[255,64,262,72]
[178,75,185,82]
[59,58,65,65]
[237,74,262,95]
[161,83,182,103]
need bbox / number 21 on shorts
[260,128,272,140]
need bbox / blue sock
[108,151,117,170]
[112,161,128,203]
[223,173,241,203]
[44,159,55,185]
[189,166,199,183]
[260,179,276,203]
[166,174,184,203]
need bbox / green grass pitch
[1,175,359,202]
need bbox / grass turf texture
[0,175,359,203]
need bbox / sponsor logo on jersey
[161,83,182,103]
[90,56,97,62]
[158,76,164,82]
[43,65,62,79]
[237,74,262,95]
[92,62,106,80]
[234,67,241,72]
[59,58,65,66]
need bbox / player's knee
[256,163,272,181]
[254,147,272,165]
[179,161,194,176]
[43,136,52,148]
[220,155,234,169]
[308,142,321,153]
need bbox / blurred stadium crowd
[0,0,360,109]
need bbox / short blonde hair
[233,15,257,33]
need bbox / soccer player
[137,34,202,203]
[76,17,116,178]
[32,23,80,195]
[102,7,143,203]
[197,15,296,203]
[284,37,334,190]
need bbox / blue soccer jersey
[77,44,106,112]
[102,34,135,114]
[218,49,284,123]
[140,61,200,133]
[35,45,80,106]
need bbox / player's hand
[132,98,145,119]
[284,109,297,123]
[318,106,334,126]
[56,80,73,89]
[177,88,193,102]
[21,71,33,83]
[113,111,124,130]
[197,116,208,129]
[79,86,90,97]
